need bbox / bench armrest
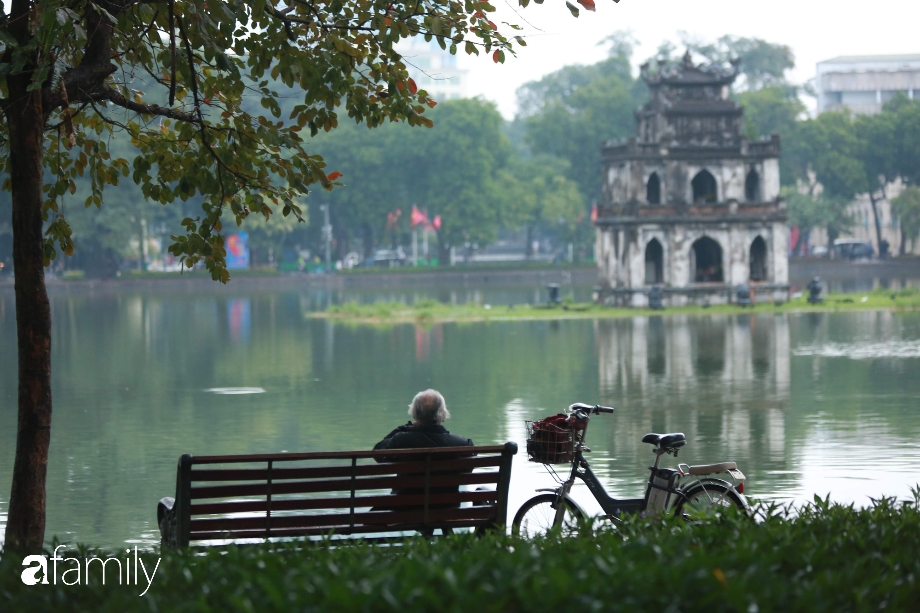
[158,497,177,548]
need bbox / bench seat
[157,443,517,547]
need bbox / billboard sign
[226,232,250,269]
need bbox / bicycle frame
[546,447,645,525]
[546,415,691,525]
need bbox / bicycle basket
[525,414,584,464]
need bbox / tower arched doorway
[646,172,661,204]
[691,170,717,203]
[750,236,767,282]
[745,169,761,202]
[691,237,723,283]
[645,238,663,284]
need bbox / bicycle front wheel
[512,494,584,538]
[673,481,749,521]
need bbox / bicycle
[512,403,750,537]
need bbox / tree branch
[100,85,200,123]
[168,0,177,105]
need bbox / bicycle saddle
[641,433,686,449]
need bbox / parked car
[811,245,828,257]
[833,239,873,261]
[361,248,407,268]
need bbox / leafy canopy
[892,186,920,241]
[0,0,550,281]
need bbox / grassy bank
[2,497,918,611]
[313,287,920,325]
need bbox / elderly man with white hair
[374,389,473,453]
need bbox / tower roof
[640,51,740,87]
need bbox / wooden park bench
[157,443,517,547]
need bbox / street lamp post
[320,204,332,272]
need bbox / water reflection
[228,298,251,343]
[0,285,919,548]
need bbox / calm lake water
[1,283,920,549]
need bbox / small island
[311,288,920,325]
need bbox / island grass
[313,287,920,325]
[2,496,919,611]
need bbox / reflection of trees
[2,294,917,546]
[1,289,319,546]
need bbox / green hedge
[3,496,919,611]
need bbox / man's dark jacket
[373,423,474,504]
[374,423,473,455]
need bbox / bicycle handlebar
[568,403,615,416]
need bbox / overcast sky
[458,0,919,118]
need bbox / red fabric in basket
[528,413,584,463]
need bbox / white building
[397,38,469,102]
[816,54,920,115]
[811,54,920,256]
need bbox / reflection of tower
[774,314,790,399]
[670,316,694,391]
[594,314,790,460]
[595,320,620,394]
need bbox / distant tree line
[4,32,919,276]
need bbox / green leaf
[565,1,579,17]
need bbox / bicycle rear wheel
[673,481,749,521]
[512,494,584,538]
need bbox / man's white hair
[408,389,450,425]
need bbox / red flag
[432,215,441,230]
[590,203,598,223]
[411,205,425,228]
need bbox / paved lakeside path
[1,258,918,292]
[311,289,920,325]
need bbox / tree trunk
[525,223,534,260]
[900,226,907,256]
[869,193,884,257]
[436,230,450,266]
[5,54,53,553]
[362,223,374,259]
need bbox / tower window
[646,172,661,205]
[691,237,723,283]
[750,236,767,281]
[745,169,761,202]
[645,239,663,284]
[691,170,717,203]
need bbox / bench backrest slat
[171,443,517,546]
[190,445,507,464]
[190,519,490,542]
[190,490,499,516]
[190,506,497,533]
[188,455,502,482]
[189,471,500,500]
